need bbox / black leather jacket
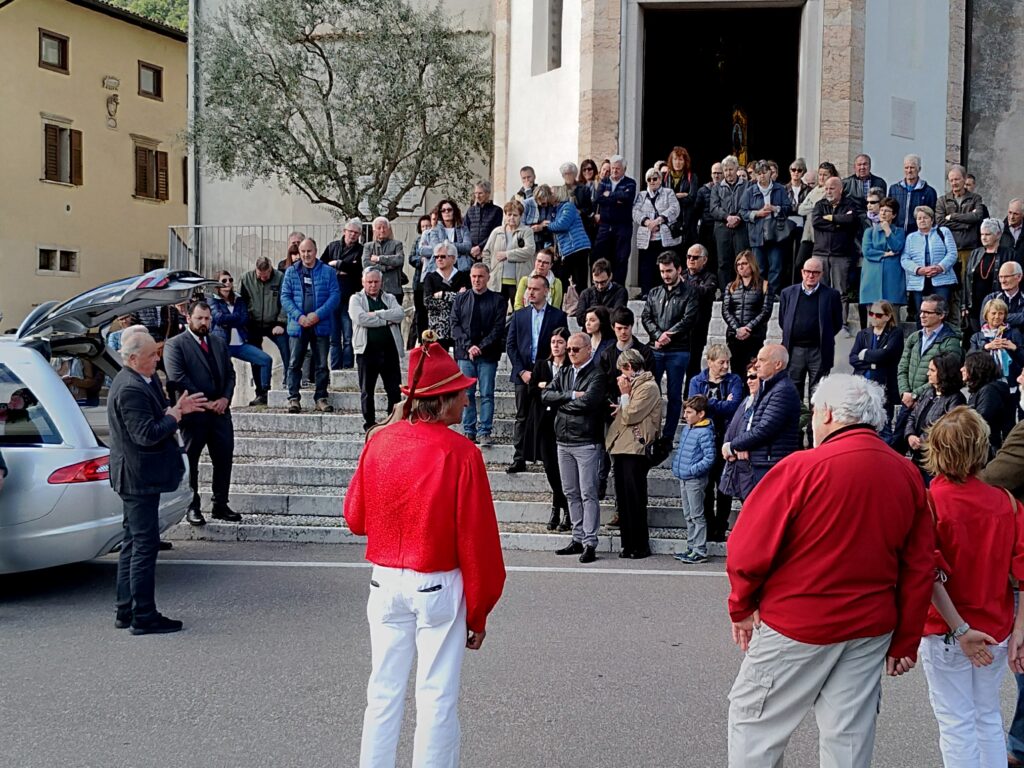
[682,268,719,325]
[641,280,698,351]
[722,280,774,339]
[540,359,607,445]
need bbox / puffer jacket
[632,186,681,249]
[935,191,984,251]
[721,280,774,339]
[641,280,699,351]
[901,227,959,291]
[545,199,591,258]
[208,295,250,345]
[729,370,801,469]
[606,371,662,456]
[897,324,962,398]
[465,202,504,251]
[281,259,341,337]
[887,179,938,234]
[709,180,749,226]
[540,359,607,445]
[672,418,716,480]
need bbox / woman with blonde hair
[919,406,1024,767]
[483,198,535,309]
[721,250,774,376]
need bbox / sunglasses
[441,207,454,213]
[220,278,233,284]
[566,346,585,353]
[866,199,881,205]
[790,167,804,172]
[867,311,888,318]
[746,374,758,381]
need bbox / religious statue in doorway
[731,106,748,167]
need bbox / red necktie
[200,338,209,353]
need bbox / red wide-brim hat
[402,342,477,398]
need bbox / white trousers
[919,634,1009,768]
[728,623,891,768]
[359,566,467,768]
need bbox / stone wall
[965,0,1024,214]
[818,0,866,172]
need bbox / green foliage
[106,0,188,31]
[192,0,494,220]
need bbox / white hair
[811,374,886,431]
[120,326,154,358]
[903,154,922,170]
[433,241,458,256]
[948,164,967,177]
[980,217,1004,236]
[344,218,363,232]
[474,180,492,194]
[721,155,739,169]
[559,162,578,177]
[362,266,382,278]
[609,154,626,169]
[371,216,390,231]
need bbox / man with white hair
[982,260,1024,333]
[362,217,406,308]
[887,154,938,234]
[465,181,503,262]
[593,154,637,286]
[726,373,933,768]
[1001,198,1024,263]
[322,219,364,369]
[710,155,750,288]
[108,328,207,634]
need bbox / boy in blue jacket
[671,395,717,563]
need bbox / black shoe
[547,507,560,531]
[248,393,268,407]
[506,461,527,474]
[115,610,133,629]
[130,614,183,636]
[159,540,173,551]
[629,550,651,560]
[579,545,597,564]
[211,505,242,523]
[186,507,206,526]
[557,511,571,532]
[555,540,584,556]
[618,550,632,559]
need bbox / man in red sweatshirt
[344,340,506,767]
[726,373,933,768]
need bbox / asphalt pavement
[1,540,1018,767]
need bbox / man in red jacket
[726,373,933,768]
[344,341,506,767]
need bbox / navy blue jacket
[450,288,507,363]
[465,202,504,251]
[849,327,905,406]
[209,295,250,345]
[887,180,938,234]
[740,182,793,248]
[779,284,844,371]
[505,304,568,382]
[595,176,638,228]
[730,370,802,469]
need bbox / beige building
[0,0,187,330]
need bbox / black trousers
[356,341,401,431]
[182,412,234,510]
[511,381,531,463]
[788,345,825,405]
[637,242,666,297]
[686,320,712,389]
[562,248,592,293]
[115,492,161,622]
[613,454,650,554]
[594,224,633,286]
[714,224,750,290]
[703,449,732,542]
[727,335,765,377]
[539,429,567,511]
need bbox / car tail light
[48,457,110,484]
[136,277,170,289]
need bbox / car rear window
[0,364,62,445]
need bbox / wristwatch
[952,622,970,639]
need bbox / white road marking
[148,559,728,578]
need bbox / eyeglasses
[802,269,822,275]
[867,311,887,318]
[647,177,660,182]
[593,278,609,287]
[440,207,454,213]
[918,309,940,316]
[435,253,452,259]
[566,346,585,353]
[746,374,758,381]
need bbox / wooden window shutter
[156,151,169,201]
[135,145,149,197]
[69,129,83,185]
[44,124,60,181]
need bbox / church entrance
[640,5,803,178]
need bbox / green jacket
[896,324,962,398]
[239,268,286,326]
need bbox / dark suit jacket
[505,304,568,382]
[1000,223,1024,266]
[779,284,844,371]
[107,368,184,495]
[163,331,236,405]
[981,418,1024,497]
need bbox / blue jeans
[330,301,354,370]
[289,331,330,400]
[653,349,690,439]
[753,243,784,296]
[229,343,273,391]
[457,358,497,437]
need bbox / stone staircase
[170,300,799,556]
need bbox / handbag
[764,215,795,243]
[644,434,673,467]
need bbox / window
[43,124,82,185]
[141,256,165,272]
[133,143,169,201]
[0,365,62,446]
[138,61,163,100]
[37,247,79,275]
[531,0,563,75]
[39,29,69,74]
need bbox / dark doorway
[641,6,802,179]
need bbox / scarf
[981,324,1012,377]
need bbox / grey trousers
[557,442,603,548]
[728,623,891,768]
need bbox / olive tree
[192,0,493,220]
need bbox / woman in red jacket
[920,406,1024,766]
